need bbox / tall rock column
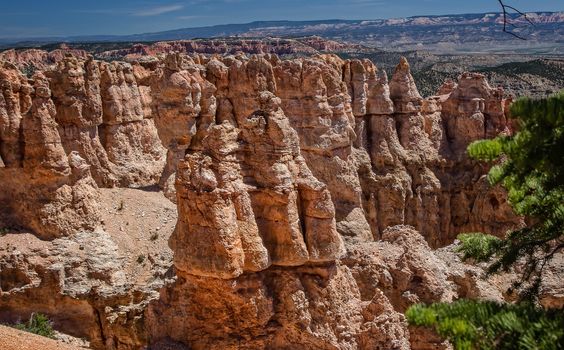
[274,55,372,241]
[47,55,117,186]
[238,92,345,265]
[344,59,404,239]
[0,61,31,167]
[172,90,344,279]
[0,71,100,239]
[390,58,443,244]
[172,121,269,279]
[98,60,166,187]
[148,53,217,201]
[437,72,521,242]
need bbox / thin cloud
[133,4,184,17]
[178,15,205,20]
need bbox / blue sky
[0,0,562,38]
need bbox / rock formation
[1,50,550,350]
[96,37,365,62]
[0,46,89,72]
[1,55,166,237]
[0,62,100,239]
[148,223,523,349]
[172,91,345,279]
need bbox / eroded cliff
[0,51,553,350]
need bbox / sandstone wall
[1,52,521,243]
[140,53,525,349]
[0,51,531,349]
[147,52,521,259]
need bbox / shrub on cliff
[12,313,56,339]
[407,91,564,349]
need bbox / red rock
[0,50,546,350]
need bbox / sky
[0,0,562,38]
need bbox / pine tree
[406,300,564,350]
[406,91,564,349]
[463,91,564,295]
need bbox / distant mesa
[0,11,562,54]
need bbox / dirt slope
[0,325,90,350]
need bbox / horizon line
[0,10,562,43]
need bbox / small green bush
[12,313,56,339]
[456,233,502,262]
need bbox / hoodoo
[1,52,558,349]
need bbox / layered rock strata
[96,37,364,62]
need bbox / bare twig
[497,0,535,40]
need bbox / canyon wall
[0,52,535,349]
[0,52,521,244]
